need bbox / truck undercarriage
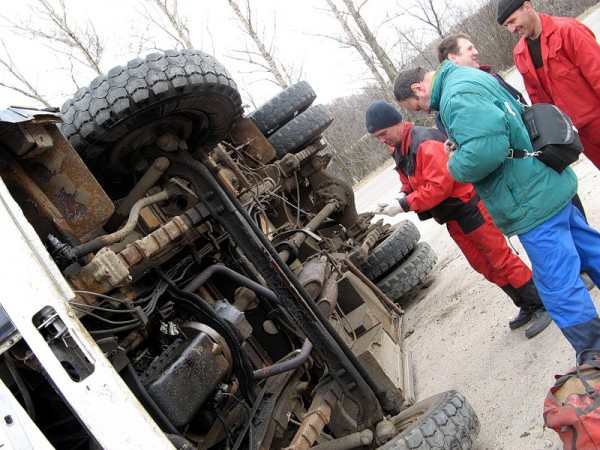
[0,49,478,449]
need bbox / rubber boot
[561,316,600,362]
[501,284,534,330]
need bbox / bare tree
[0,41,52,107]
[139,0,193,49]
[226,0,294,90]
[340,0,397,83]
[324,0,390,92]
[394,0,449,39]
[1,0,104,76]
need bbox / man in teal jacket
[393,61,600,358]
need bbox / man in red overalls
[366,100,551,338]
[497,0,600,170]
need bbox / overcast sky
[1,0,416,111]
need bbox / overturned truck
[0,49,478,449]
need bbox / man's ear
[448,53,458,64]
[410,82,421,94]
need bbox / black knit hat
[365,101,403,133]
[497,0,525,25]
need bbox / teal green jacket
[432,61,577,236]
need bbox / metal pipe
[343,258,404,317]
[104,157,170,232]
[290,201,340,249]
[253,339,313,380]
[73,190,170,257]
[183,264,280,305]
[310,429,374,450]
[316,272,339,319]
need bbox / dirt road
[354,156,599,449]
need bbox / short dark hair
[393,67,428,102]
[436,33,472,63]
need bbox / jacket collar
[430,60,456,112]
[515,13,555,56]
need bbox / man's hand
[376,193,408,217]
[377,202,403,216]
[444,139,456,156]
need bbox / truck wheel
[248,81,316,136]
[361,220,420,281]
[60,49,242,197]
[379,390,480,450]
[268,104,333,158]
[376,242,437,304]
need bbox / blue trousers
[519,203,600,354]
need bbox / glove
[377,202,403,216]
[377,193,409,217]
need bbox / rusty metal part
[295,137,327,162]
[213,145,253,192]
[297,257,328,300]
[6,125,114,242]
[0,112,61,157]
[283,381,344,450]
[316,271,339,319]
[104,157,170,232]
[347,223,385,266]
[73,190,170,257]
[275,138,327,177]
[226,117,276,165]
[118,214,189,267]
[0,153,78,241]
[278,201,340,262]
[252,339,313,380]
[310,429,374,450]
[71,204,207,293]
[342,258,404,317]
[361,222,385,253]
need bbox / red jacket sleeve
[404,140,455,212]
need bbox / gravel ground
[354,156,600,450]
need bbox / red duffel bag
[543,350,600,449]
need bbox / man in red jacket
[497,0,600,170]
[366,100,551,337]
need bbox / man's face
[502,4,535,38]
[449,38,480,69]
[371,123,403,147]
[398,78,433,114]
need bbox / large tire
[379,390,480,449]
[376,242,437,303]
[268,104,333,158]
[361,220,420,281]
[248,81,316,136]
[60,49,242,196]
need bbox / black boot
[501,284,534,329]
[524,309,552,338]
[515,280,551,337]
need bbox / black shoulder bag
[509,103,583,173]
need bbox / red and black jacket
[392,123,482,230]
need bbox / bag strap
[507,149,541,159]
